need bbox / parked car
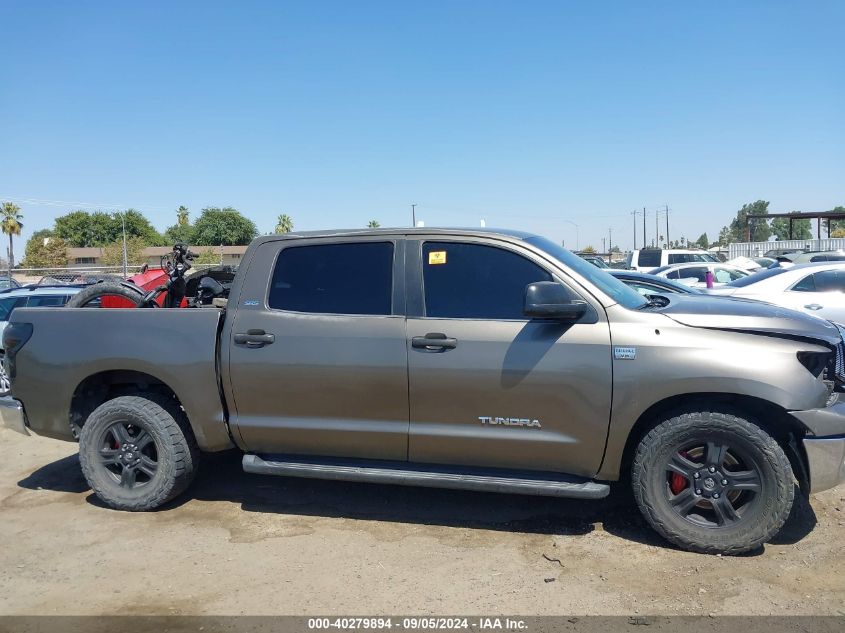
[608,270,701,295]
[781,250,845,265]
[0,285,84,395]
[4,228,845,555]
[576,253,609,269]
[0,277,20,290]
[625,248,719,272]
[649,263,751,288]
[764,247,805,259]
[709,262,845,323]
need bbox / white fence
[728,239,845,259]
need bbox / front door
[406,238,613,477]
[226,237,409,460]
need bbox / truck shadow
[18,450,816,554]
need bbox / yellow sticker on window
[428,250,447,265]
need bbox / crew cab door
[225,237,409,460]
[405,237,612,477]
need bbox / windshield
[526,236,648,309]
[726,266,788,288]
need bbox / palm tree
[275,214,294,234]
[176,206,190,226]
[1,202,24,273]
[367,219,381,228]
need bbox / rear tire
[631,409,794,555]
[78,394,199,511]
[66,282,146,308]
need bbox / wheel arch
[70,370,188,439]
[601,392,811,493]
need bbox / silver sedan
[708,262,845,323]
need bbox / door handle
[805,304,823,310]
[411,333,458,350]
[234,329,275,347]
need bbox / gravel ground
[1,427,843,616]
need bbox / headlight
[797,350,832,378]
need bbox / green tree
[824,206,845,235]
[54,209,163,246]
[100,236,148,266]
[193,247,221,265]
[771,211,812,240]
[1,202,24,269]
[192,207,258,246]
[695,233,709,249]
[119,209,166,245]
[581,245,596,253]
[163,223,195,244]
[164,206,195,244]
[367,219,380,228]
[728,200,771,243]
[23,229,69,269]
[275,214,294,234]
[54,210,115,246]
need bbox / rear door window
[268,242,394,315]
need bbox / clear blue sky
[1,1,842,251]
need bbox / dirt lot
[1,426,843,616]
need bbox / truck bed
[9,307,232,451]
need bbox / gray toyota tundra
[2,228,845,554]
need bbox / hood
[654,295,842,347]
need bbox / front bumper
[792,402,845,493]
[0,397,29,436]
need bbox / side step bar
[242,454,610,499]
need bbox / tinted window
[668,253,691,264]
[796,270,845,293]
[0,296,27,321]
[792,274,815,292]
[638,249,661,267]
[422,242,551,319]
[269,242,394,315]
[28,294,72,307]
[670,266,708,282]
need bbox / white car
[648,263,751,288]
[708,262,845,323]
[0,285,83,395]
[625,248,720,272]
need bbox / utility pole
[608,227,612,255]
[664,204,670,246]
[654,208,660,247]
[411,204,417,227]
[642,207,647,249]
[631,210,638,250]
[120,212,128,278]
[602,237,606,253]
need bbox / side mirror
[523,282,588,320]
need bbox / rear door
[226,237,410,460]
[405,237,613,477]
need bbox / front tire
[66,282,147,308]
[78,394,199,511]
[632,409,794,555]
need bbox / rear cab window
[637,249,661,268]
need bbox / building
[66,245,248,268]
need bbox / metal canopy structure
[745,210,845,241]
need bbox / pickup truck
[3,228,845,555]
